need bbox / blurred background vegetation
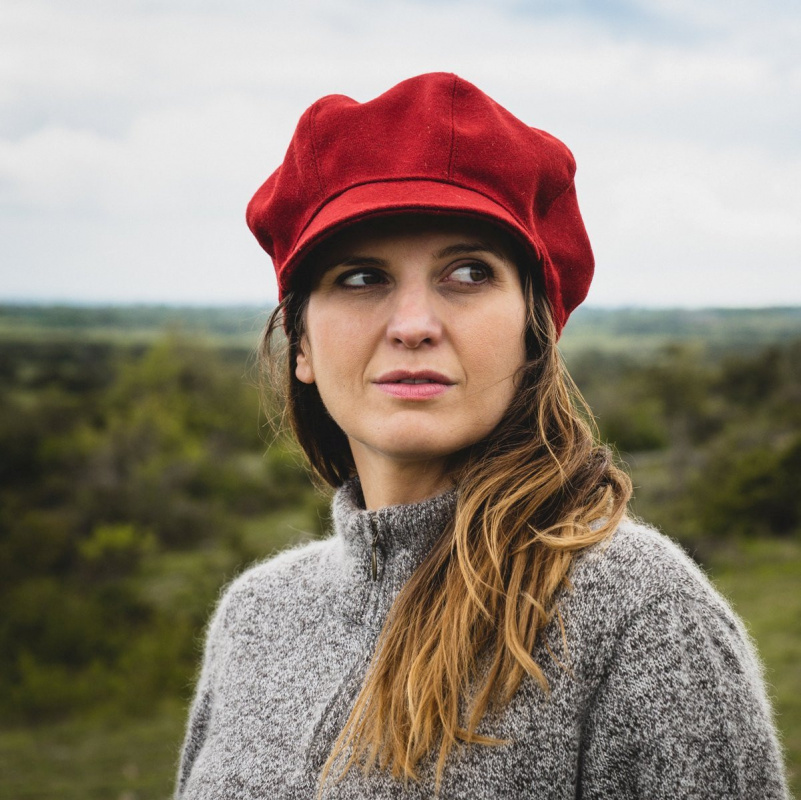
[0,304,799,799]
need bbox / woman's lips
[373,370,454,400]
[377,382,451,399]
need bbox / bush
[693,436,801,538]
[0,334,318,721]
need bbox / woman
[175,73,788,798]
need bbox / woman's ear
[295,338,315,384]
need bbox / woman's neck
[350,446,454,510]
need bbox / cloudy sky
[1,0,799,307]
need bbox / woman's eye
[338,270,384,287]
[449,263,491,284]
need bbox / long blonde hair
[259,258,631,788]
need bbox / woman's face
[296,216,528,480]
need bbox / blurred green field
[1,536,797,799]
[0,501,325,800]
[711,538,801,793]
[0,703,184,800]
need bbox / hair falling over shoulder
[258,272,632,791]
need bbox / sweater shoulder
[572,517,730,610]
[562,517,747,652]
[232,535,337,590]
[570,522,789,796]
[210,535,341,632]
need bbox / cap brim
[280,179,541,294]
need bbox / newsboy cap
[246,72,594,334]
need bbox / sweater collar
[332,477,458,598]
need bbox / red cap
[246,72,594,334]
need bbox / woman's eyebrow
[321,255,389,275]
[434,242,511,262]
[334,256,389,268]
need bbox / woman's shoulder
[558,518,778,741]
[209,535,340,630]
[571,516,731,610]
[566,519,789,797]
[562,516,750,655]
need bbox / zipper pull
[369,517,378,581]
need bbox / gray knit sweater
[175,480,789,799]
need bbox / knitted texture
[175,480,789,799]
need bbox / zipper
[369,516,379,581]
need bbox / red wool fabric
[246,72,594,334]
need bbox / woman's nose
[385,285,443,348]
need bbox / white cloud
[0,0,799,306]
[582,139,801,305]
